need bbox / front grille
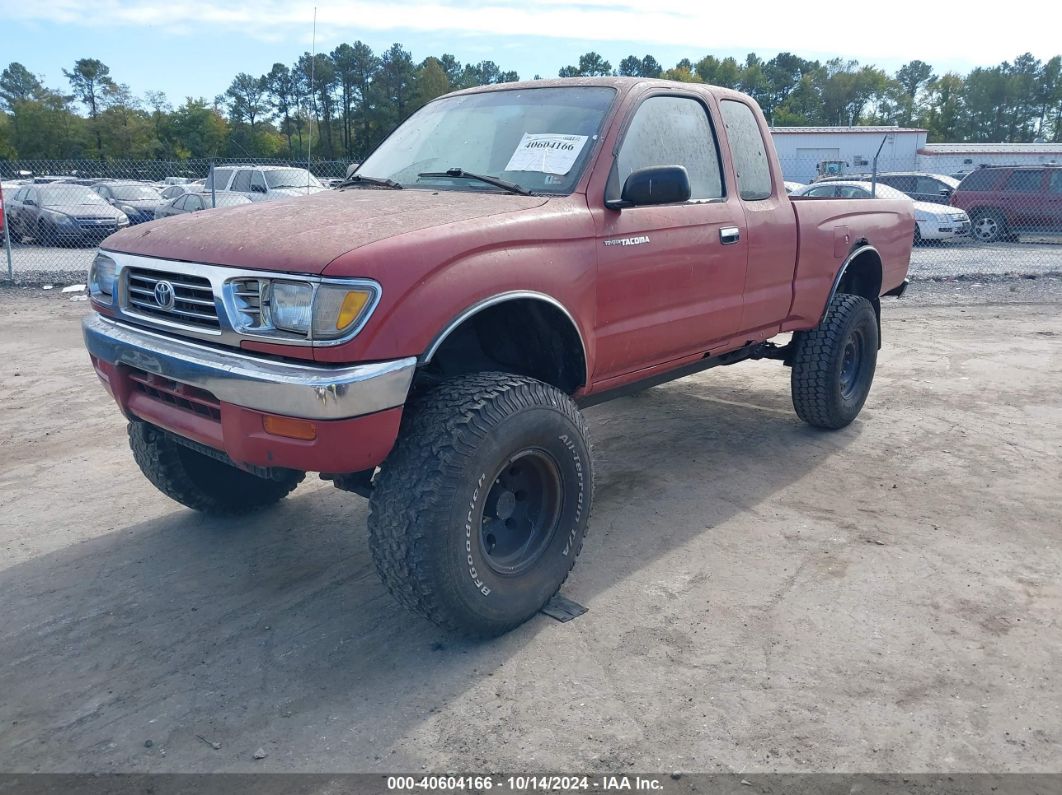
[75,218,118,231]
[128,370,221,421]
[125,268,220,329]
[230,277,267,330]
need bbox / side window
[611,96,723,202]
[206,169,232,191]
[805,186,837,198]
[251,170,267,193]
[187,195,204,211]
[231,170,253,192]
[174,196,189,210]
[719,100,773,201]
[882,175,914,192]
[958,169,997,191]
[895,176,919,192]
[914,176,943,194]
[14,188,27,201]
[1048,171,1062,194]
[1004,170,1043,193]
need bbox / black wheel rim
[479,448,563,576]
[839,328,867,401]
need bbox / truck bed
[787,196,915,328]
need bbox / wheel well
[834,248,883,347]
[836,248,882,305]
[419,298,587,394]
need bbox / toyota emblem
[153,280,176,310]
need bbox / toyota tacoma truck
[83,78,913,636]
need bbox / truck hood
[102,189,549,273]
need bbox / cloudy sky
[2,0,1054,103]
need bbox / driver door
[592,94,748,381]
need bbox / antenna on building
[307,5,317,191]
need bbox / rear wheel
[128,421,304,515]
[369,372,593,637]
[971,209,1005,243]
[790,294,878,430]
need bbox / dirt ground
[1,281,1060,774]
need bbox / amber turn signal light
[262,415,318,441]
[335,290,372,330]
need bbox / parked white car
[204,165,327,203]
[790,180,971,244]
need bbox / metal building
[770,126,1062,185]
[770,127,927,184]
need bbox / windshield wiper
[417,168,533,196]
[339,174,403,190]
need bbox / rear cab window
[719,100,773,200]
[609,95,724,203]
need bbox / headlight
[269,281,315,334]
[117,215,130,226]
[311,284,377,340]
[236,278,379,342]
[49,211,74,226]
[89,253,117,297]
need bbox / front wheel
[128,421,304,514]
[790,294,878,430]
[369,372,594,637]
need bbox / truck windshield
[356,86,616,195]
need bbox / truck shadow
[0,374,859,770]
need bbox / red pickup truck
[83,78,913,635]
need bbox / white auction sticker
[504,133,589,175]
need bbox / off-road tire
[128,421,303,514]
[791,293,878,430]
[369,372,594,637]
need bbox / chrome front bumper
[83,314,416,420]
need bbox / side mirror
[25,199,36,207]
[609,166,691,209]
[251,184,267,194]
[939,188,952,197]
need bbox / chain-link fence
[2,153,1060,286]
[0,158,353,284]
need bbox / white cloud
[1,0,1054,67]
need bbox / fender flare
[421,290,589,384]
[821,244,882,324]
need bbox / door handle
[720,226,740,245]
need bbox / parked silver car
[153,191,252,219]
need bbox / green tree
[168,97,228,159]
[415,57,451,109]
[559,52,612,77]
[63,58,116,155]
[265,63,300,156]
[0,62,45,110]
[225,73,268,132]
[618,55,662,78]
